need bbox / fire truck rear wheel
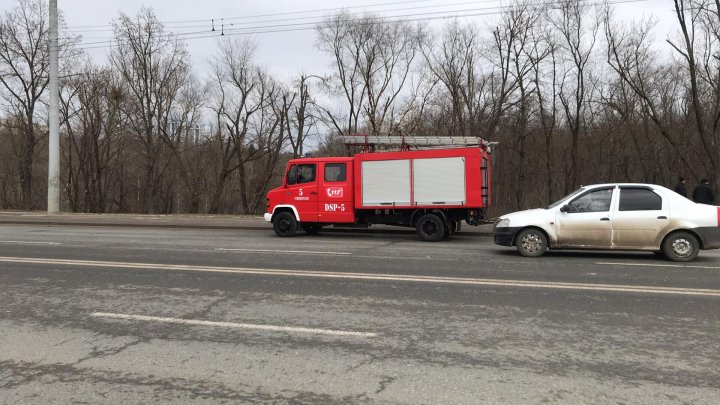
[302,224,322,235]
[273,212,298,237]
[416,214,446,242]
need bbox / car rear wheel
[273,212,298,237]
[415,214,446,242]
[516,228,548,257]
[662,231,699,262]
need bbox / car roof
[580,183,692,201]
[582,183,669,190]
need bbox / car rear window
[619,188,662,211]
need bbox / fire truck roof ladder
[342,134,496,152]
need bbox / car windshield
[547,187,586,209]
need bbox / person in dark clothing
[674,176,687,197]
[692,179,715,205]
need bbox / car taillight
[717,207,720,226]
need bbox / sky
[0,0,678,80]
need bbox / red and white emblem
[326,187,343,198]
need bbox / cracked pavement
[1,224,720,403]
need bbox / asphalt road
[1,224,720,404]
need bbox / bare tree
[59,61,127,212]
[668,0,720,192]
[422,14,522,142]
[0,0,50,209]
[285,74,320,158]
[527,16,560,204]
[505,1,543,209]
[210,37,283,214]
[550,0,599,193]
[422,20,480,137]
[110,8,190,214]
[159,75,206,212]
[603,5,702,181]
[317,12,427,136]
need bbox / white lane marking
[216,248,351,255]
[0,241,61,245]
[90,312,377,337]
[597,262,720,270]
[3,256,720,297]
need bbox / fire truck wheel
[273,212,298,237]
[515,228,547,257]
[416,214,446,242]
[302,224,322,235]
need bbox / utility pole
[48,0,60,213]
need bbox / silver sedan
[493,183,720,261]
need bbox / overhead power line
[65,0,506,34]
[65,0,481,29]
[67,0,650,52]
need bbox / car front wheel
[662,231,699,262]
[516,228,548,257]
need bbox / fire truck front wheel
[416,214,446,242]
[273,212,298,237]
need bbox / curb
[0,218,493,236]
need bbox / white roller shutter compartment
[361,160,411,206]
[413,157,466,205]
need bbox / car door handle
[657,216,667,219]
[600,217,610,221]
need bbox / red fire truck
[264,135,493,241]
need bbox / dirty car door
[612,187,669,249]
[555,187,615,248]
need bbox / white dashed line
[90,312,377,337]
[597,262,720,270]
[2,256,720,297]
[0,241,61,245]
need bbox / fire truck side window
[297,164,316,184]
[286,165,297,185]
[324,163,346,182]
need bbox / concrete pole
[48,0,60,213]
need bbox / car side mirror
[560,205,569,213]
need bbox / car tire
[416,214,446,242]
[516,228,548,257]
[302,224,322,235]
[273,212,298,237]
[662,231,699,262]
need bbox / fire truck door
[319,162,354,223]
[285,163,319,222]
